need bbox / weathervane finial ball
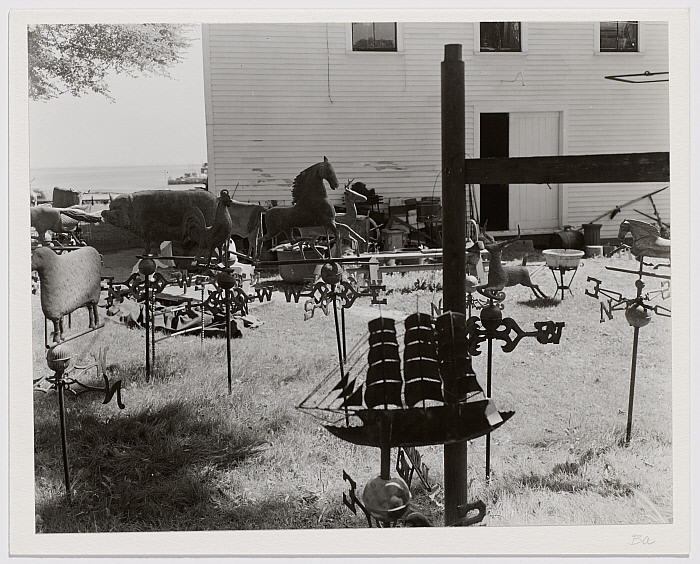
[138,257,157,276]
[46,342,73,372]
[361,475,411,523]
[321,262,343,285]
[480,303,503,330]
[625,304,652,328]
[217,270,236,290]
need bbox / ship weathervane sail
[303,312,513,449]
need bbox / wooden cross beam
[464,151,669,185]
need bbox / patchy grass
[32,251,672,531]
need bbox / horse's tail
[246,205,265,238]
[260,207,278,242]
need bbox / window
[480,22,521,52]
[600,21,638,52]
[352,23,397,52]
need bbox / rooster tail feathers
[182,206,207,243]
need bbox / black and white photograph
[7,6,691,558]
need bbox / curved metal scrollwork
[127,272,169,301]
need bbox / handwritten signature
[630,534,656,546]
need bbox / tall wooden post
[441,44,468,526]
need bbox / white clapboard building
[202,21,669,238]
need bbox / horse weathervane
[586,219,670,445]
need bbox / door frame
[473,104,569,230]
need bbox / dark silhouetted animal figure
[482,227,547,299]
[297,186,369,253]
[262,157,343,257]
[182,189,235,264]
[102,189,263,256]
[618,218,670,261]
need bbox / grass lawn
[32,250,673,532]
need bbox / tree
[28,23,193,102]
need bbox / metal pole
[626,264,645,445]
[332,296,346,383]
[442,43,468,526]
[626,327,640,445]
[200,283,205,349]
[341,305,347,362]
[226,290,232,394]
[57,380,71,500]
[485,335,493,481]
[144,276,151,382]
[150,286,156,375]
[225,240,233,395]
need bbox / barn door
[508,112,560,230]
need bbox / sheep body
[31,246,102,342]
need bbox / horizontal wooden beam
[464,152,670,185]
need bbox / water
[30,164,205,200]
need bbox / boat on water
[168,163,208,186]
[299,312,514,448]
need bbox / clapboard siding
[203,21,669,237]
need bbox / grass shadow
[34,400,267,533]
[517,297,560,308]
[513,446,634,498]
[517,471,634,497]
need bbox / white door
[508,112,560,230]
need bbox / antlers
[482,225,521,250]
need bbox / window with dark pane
[352,23,397,51]
[600,21,638,52]
[480,22,521,52]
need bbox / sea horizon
[30,163,206,198]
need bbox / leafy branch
[28,23,194,102]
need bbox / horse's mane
[291,162,322,204]
[291,170,306,205]
[624,218,661,236]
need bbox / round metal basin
[543,249,584,269]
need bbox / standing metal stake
[627,326,641,445]
[225,288,232,394]
[138,257,157,382]
[150,285,156,375]
[485,321,494,482]
[201,282,205,349]
[225,240,233,395]
[145,276,150,381]
[331,294,347,388]
[626,263,645,445]
[341,305,347,362]
[56,379,71,500]
[45,343,76,501]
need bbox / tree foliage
[28,23,193,101]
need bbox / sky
[28,25,207,169]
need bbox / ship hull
[324,400,514,448]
